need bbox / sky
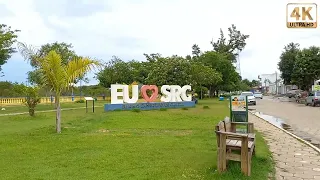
[1,0,320,86]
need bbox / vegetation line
[0,106,103,117]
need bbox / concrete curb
[249,111,320,155]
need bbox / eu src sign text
[110,84,192,104]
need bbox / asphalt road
[251,96,320,147]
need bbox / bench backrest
[224,117,232,132]
[215,121,225,132]
[215,121,225,146]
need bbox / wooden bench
[215,117,256,176]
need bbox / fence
[0,96,110,105]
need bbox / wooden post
[229,97,232,120]
[93,100,95,113]
[86,100,88,113]
[218,133,227,172]
[245,96,249,133]
[241,136,250,176]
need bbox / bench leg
[241,137,250,176]
[218,134,227,172]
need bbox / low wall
[0,96,111,105]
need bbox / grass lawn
[0,99,274,180]
[0,101,106,114]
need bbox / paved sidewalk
[249,114,320,180]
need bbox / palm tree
[18,42,100,133]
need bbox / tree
[22,86,41,116]
[291,46,320,90]
[0,24,20,72]
[242,78,252,87]
[190,62,222,99]
[199,51,240,95]
[19,47,99,133]
[96,56,134,88]
[191,44,201,58]
[278,43,300,85]
[17,41,78,85]
[145,55,192,86]
[211,24,249,63]
[251,79,260,87]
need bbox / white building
[259,72,297,94]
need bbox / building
[259,72,297,94]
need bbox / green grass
[0,99,274,180]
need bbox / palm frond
[65,57,100,88]
[17,42,40,67]
[38,50,66,93]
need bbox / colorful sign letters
[110,84,192,104]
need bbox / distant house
[259,72,297,94]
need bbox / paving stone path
[249,114,320,180]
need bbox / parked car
[286,89,303,98]
[253,92,263,99]
[305,91,320,107]
[240,91,256,105]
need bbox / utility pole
[275,71,278,95]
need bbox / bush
[131,108,141,112]
[75,99,85,103]
[181,107,188,110]
[22,86,41,116]
[203,105,210,109]
[159,108,167,111]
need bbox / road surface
[252,96,320,147]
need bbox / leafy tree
[127,60,150,84]
[17,42,78,85]
[190,62,222,98]
[27,69,44,85]
[199,51,240,95]
[22,86,41,116]
[96,56,134,88]
[242,78,252,87]
[191,44,201,58]
[0,24,20,72]
[278,43,300,85]
[145,55,192,86]
[211,24,249,63]
[143,53,162,62]
[238,81,251,91]
[251,79,260,87]
[291,46,320,90]
[19,47,99,133]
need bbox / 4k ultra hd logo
[287,3,317,28]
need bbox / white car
[253,92,263,99]
[240,91,256,105]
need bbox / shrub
[159,108,167,111]
[22,86,41,116]
[182,107,188,110]
[203,105,210,109]
[75,99,85,103]
[131,108,141,112]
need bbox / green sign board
[314,85,320,91]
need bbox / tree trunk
[55,96,61,133]
[200,85,203,99]
[29,108,35,116]
[209,86,215,98]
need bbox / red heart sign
[141,85,159,102]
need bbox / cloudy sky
[1,0,320,85]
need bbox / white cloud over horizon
[1,0,320,85]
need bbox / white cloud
[1,0,320,84]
